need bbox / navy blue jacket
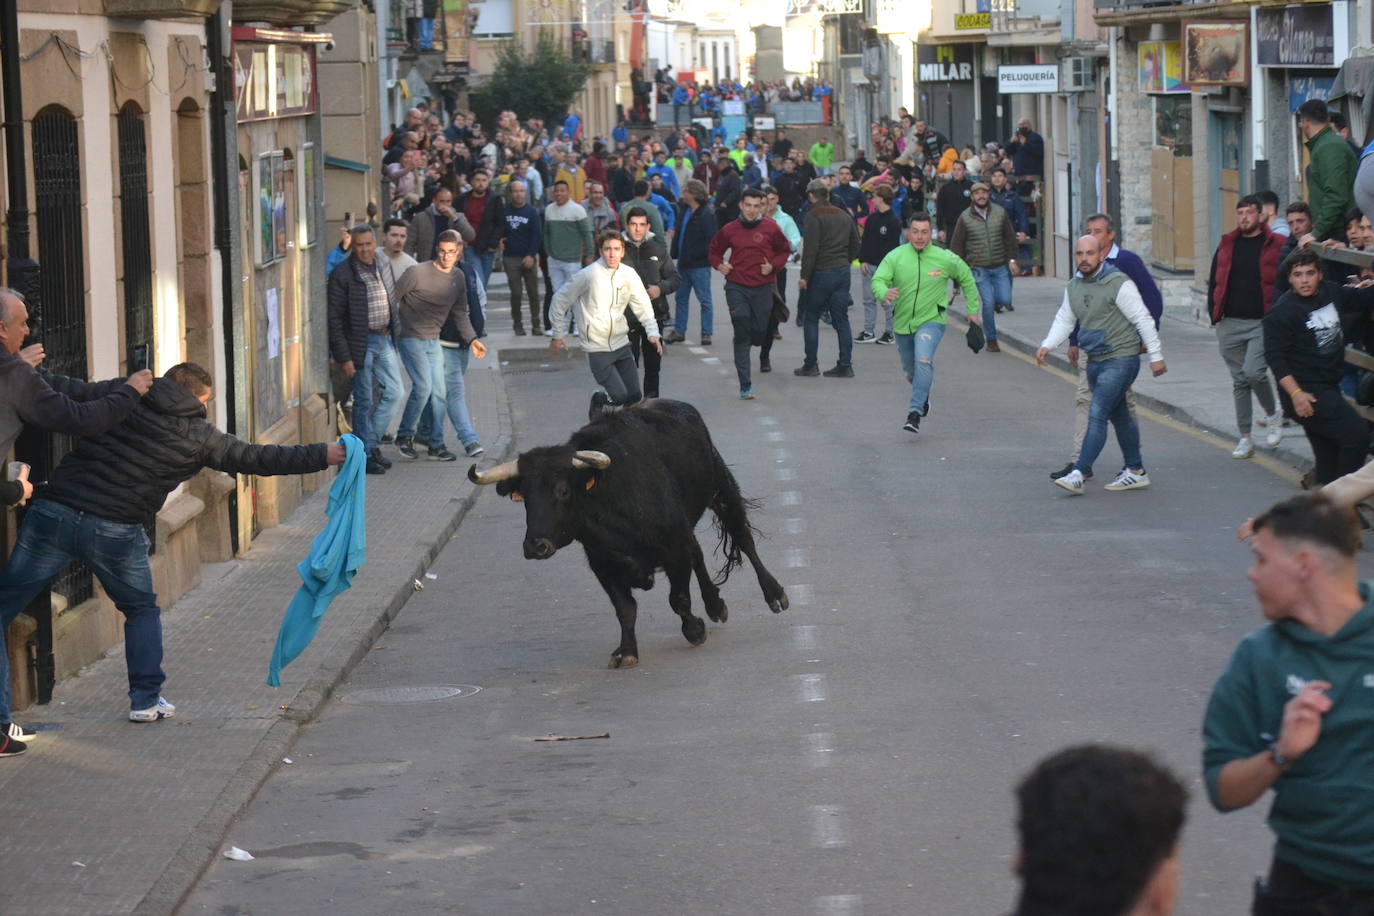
[671,203,718,271]
[501,204,543,258]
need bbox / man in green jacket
[1297,100,1356,244]
[1205,493,1374,911]
[870,211,981,434]
[808,138,836,177]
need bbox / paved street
[180,271,1313,915]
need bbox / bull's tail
[708,449,760,587]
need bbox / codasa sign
[998,65,1058,94]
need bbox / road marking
[784,548,809,568]
[816,896,863,915]
[765,430,786,442]
[792,624,818,650]
[701,356,721,365]
[688,346,707,354]
[805,732,835,768]
[810,805,850,848]
[775,467,797,481]
[761,416,778,425]
[773,448,792,462]
[795,673,826,702]
[782,517,806,535]
[779,490,802,506]
[718,368,731,376]
[790,583,814,606]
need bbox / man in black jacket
[0,363,345,747]
[858,185,903,344]
[795,180,861,378]
[456,169,505,288]
[668,180,717,345]
[1264,250,1374,485]
[328,225,403,475]
[773,157,805,222]
[935,160,974,243]
[621,207,681,398]
[714,156,742,228]
[0,288,153,509]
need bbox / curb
[946,312,1316,476]
[145,361,518,916]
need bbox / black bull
[467,399,789,668]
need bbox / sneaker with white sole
[1232,437,1255,459]
[1054,469,1086,494]
[855,331,876,343]
[1264,420,1283,449]
[1105,469,1151,491]
[129,697,176,722]
[2,722,35,743]
[0,735,26,757]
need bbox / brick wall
[1114,34,1155,265]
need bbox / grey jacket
[405,206,476,261]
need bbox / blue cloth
[646,163,680,197]
[562,113,582,142]
[268,434,367,686]
[326,243,350,276]
[612,124,629,145]
[648,192,675,232]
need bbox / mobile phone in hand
[130,343,150,373]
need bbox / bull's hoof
[768,590,790,614]
[609,650,639,669]
[682,616,707,646]
[705,601,728,623]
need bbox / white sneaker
[129,697,176,722]
[1054,469,1086,494]
[1232,437,1255,459]
[1105,468,1151,491]
[1264,418,1284,449]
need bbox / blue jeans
[417,346,477,447]
[1077,355,1143,475]
[351,333,403,453]
[895,321,946,414]
[801,266,854,367]
[464,248,497,289]
[675,267,714,335]
[972,265,1012,343]
[396,337,448,448]
[0,501,163,717]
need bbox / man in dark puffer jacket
[620,207,680,398]
[0,363,346,742]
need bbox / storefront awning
[324,155,370,173]
[1327,56,1374,143]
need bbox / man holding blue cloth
[0,363,344,748]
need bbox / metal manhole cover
[339,685,481,705]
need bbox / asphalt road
[182,314,1304,916]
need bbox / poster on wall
[1138,41,1189,93]
[1257,5,1337,68]
[254,151,287,267]
[1182,21,1249,86]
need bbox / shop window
[1153,96,1193,157]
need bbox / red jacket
[584,153,607,187]
[1207,225,1287,324]
[708,217,793,288]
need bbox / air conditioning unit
[1061,56,1094,92]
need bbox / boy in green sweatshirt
[870,211,981,434]
[1204,493,1374,909]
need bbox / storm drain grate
[338,684,481,705]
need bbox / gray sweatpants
[1216,317,1276,436]
[588,345,642,406]
[861,264,894,336]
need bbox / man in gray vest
[1036,235,1166,495]
[950,181,1018,353]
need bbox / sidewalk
[948,275,1312,478]
[0,339,515,916]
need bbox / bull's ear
[495,478,523,498]
[577,469,601,492]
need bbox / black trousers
[1288,387,1369,485]
[628,326,662,398]
[1253,857,1374,916]
[760,267,785,360]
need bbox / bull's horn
[571,450,611,470]
[468,459,520,485]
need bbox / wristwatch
[1268,742,1294,770]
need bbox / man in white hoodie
[549,229,663,418]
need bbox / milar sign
[918,45,975,82]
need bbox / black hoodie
[42,377,328,525]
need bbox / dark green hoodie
[1203,583,1374,887]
